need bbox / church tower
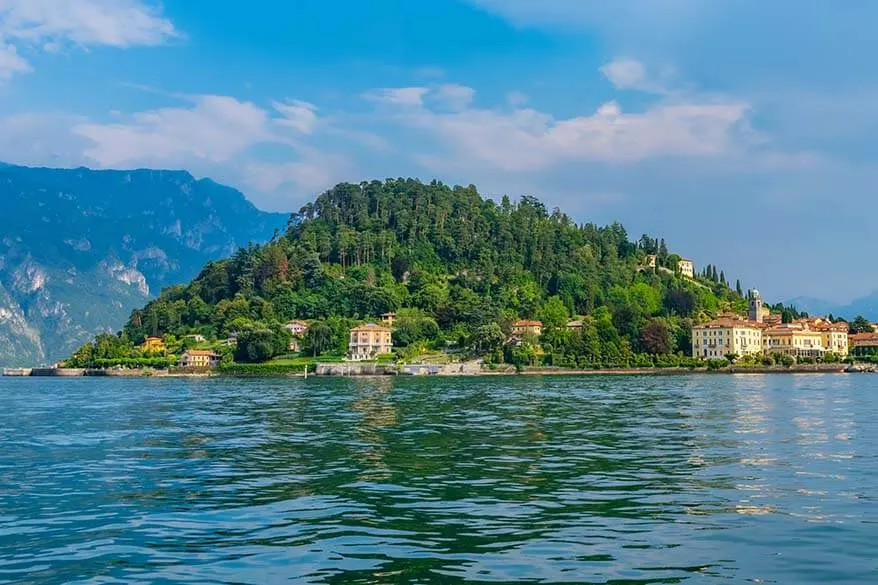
[748,289,764,323]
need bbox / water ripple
[1,375,876,584]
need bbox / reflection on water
[0,374,876,584]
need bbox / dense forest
[68,179,749,368]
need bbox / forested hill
[70,179,746,367]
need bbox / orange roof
[514,320,543,327]
[183,350,219,357]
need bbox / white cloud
[61,93,355,209]
[377,90,752,172]
[0,112,91,165]
[74,95,270,167]
[0,0,176,47]
[506,90,529,107]
[0,39,28,79]
[433,84,475,110]
[0,0,175,81]
[600,57,671,95]
[273,100,319,135]
[364,87,429,107]
[244,150,353,195]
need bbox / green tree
[538,295,569,331]
[849,315,875,334]
[303,320,335,357]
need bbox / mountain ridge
[0,163,288,366]
[785,292,878,321]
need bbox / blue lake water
[0,374,876,584]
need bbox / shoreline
[4,363,869,378]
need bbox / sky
[0,0,876,304]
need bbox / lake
[0,374,876,584]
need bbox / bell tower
[748,289,764,323]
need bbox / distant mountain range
[785,293,878,321]
[0,164,288,366]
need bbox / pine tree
[720,271,726,286]
[736,279,743,296]
[658,238,669,261]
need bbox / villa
[141,336,165,354]
[180,350,220,369]
[692,318,763,359]
[678,258,695,279]
[348,323,393,361]
[511,320,543,338]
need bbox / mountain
[68,179,745,369]
[786,293,878,321]
[0,164,288,366]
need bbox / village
[6,255,878,377]
[99,291,878,375]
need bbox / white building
[692,318,763,359]
[678,258,695,279]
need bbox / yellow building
[692,318,763,359]
[141,336,165,354]
[381,312,396,328]
[678,258,695,279]
[763,324,825,358]
[180,350,220,368]
[348,323,393,361]
[800,318,849,357]
[511,320,543,337]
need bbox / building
[511,320,543,338]
[180,350,220,368]
[566,319,585,332]
[381,312,396,328]
[645,255,657,269]
[849,333,878,356]
[748,289,764,323]
[348,323,393,361]
[285,320,309,337]
[692,318,764,359]
[800,318,849,357]
[141,336,165,354]
[183,334,206,343]
[678,258,695,279]
[692,285,851,360]
[763,323,826,359]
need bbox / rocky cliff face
[0,164,288,366]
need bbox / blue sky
[1,0,877,304]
